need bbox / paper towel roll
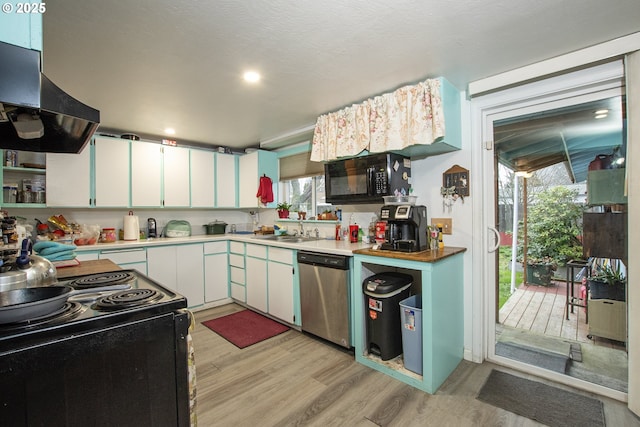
[123,211,139,241]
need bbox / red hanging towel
[256,175,274,204]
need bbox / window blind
[279,151,324,180]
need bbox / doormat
[495,341,570,374]
[201,309,289,349]
[477,370,605,427]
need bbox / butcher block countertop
[56,259,121,279]
[352,246,466,262]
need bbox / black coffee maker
[379,205,428,252]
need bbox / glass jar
[101,228,116,243]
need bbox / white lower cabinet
[147,244,205,308]
[267,247,296,324]
[228,242,246,302]
[204,241,229,302]
[98,248,147,275]
[246,244,268,312]
[240,244,296,324]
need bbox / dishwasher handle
[297,251,349,270]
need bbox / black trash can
[363,272,413,360]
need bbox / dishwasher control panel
[297,251,349,269]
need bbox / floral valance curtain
[310,78,446,162]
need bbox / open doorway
[492,95,628,392]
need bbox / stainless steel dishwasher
[297,251,351,348]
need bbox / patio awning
[493,96,625,182]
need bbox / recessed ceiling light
[594,114,608,119]
[164,127,176,135]
[243,71,261,83]
[594,109,609,115]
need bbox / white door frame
[625,50,640,416]
[470,61,629,402]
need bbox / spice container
[3,184,17,204]
[101,228,117,243]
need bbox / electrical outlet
[431,218,453,234]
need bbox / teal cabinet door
[0,3,43,51]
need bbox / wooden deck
[499,280,624,349]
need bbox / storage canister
[3,184,17,204]
[101,228,116,243]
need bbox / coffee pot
[147,218,157,238]
[379,204,428,252]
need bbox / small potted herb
[276,202,292,219]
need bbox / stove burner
[0,302,84,331]
[94,289,163,310]
[71,272,136,289]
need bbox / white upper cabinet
[46,145,91,207]
[131,141,162,207]
[238,150,278,208]
[94,136,130,207]
[215,153,237,208]
[190,149,215,208]
[163,145,190,207]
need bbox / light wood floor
[192,303,638,426]
[500,281,626,349]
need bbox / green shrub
[519,186,584,267]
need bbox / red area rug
[201,309,289,349]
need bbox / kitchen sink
[253,234,321,243]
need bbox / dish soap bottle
[436,223,444,249]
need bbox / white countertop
[71,234,373,256]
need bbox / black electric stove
[0,270,190,427]
[0,270,187,341]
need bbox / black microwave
[324,152,411,204]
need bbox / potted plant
[276,202,292,219]
[519,187,584,286]
[588,263,626,301]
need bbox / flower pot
[277,210,289,219]
[588,278,626,301]
[526,263,555,286]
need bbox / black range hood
[0,41,100,154]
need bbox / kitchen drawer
[229,241,245,254]
[99,248,147,265]
[230,266,245,285]
[76,251,99,262]
[269,247,294,265]
[246,243,267,259]
[204,241,228,255]
[229,253,244,268]
[230,283,245,302]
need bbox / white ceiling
[41,1,640,150]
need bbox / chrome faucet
[314,228,319,239]
[299,221,304,236]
